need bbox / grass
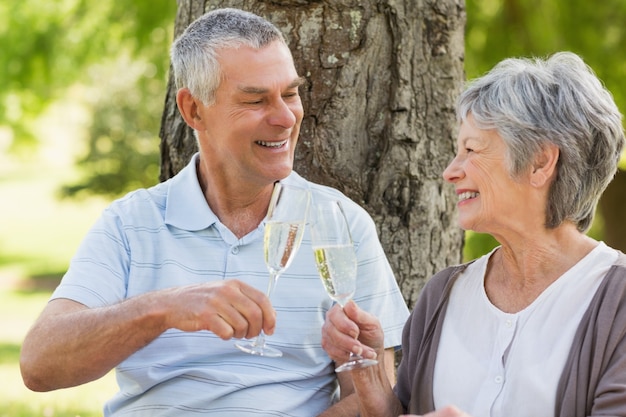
[0,289,117,417]
[0,161,107,278]
[0,129,117,415]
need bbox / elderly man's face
[196,41,305,187]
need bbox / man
[20,8,409,416]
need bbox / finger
[196,289,252,340]
[212,281,268,339]
[332,302,382,359]
[237,283,276,336]
[209,312,241,340]
[342,300,384,349]
[186,281,258,339]
[321,307,362,360]
[321,326,355,361]
[328,304,360,339]
[343,300,376,329]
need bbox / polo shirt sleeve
[51,202,131,308]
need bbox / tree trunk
[159,0,466,309]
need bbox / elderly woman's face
[443,116,533,235]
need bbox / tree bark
[159,0,466,309]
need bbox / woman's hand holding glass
[321,301,383,366]
[311,200,378,372]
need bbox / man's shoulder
[101,182,170,228]
[110,181,168,208]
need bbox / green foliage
[463,232,499,262]
[466,1,626,73]
[0,343,20,365]
[1,0,176,195]
[60,54,164,197]
[465,0,626,119]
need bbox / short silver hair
[457,52,625,232]
[171,8,286,105]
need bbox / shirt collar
[164,153,217,231]
[163,153,308,231]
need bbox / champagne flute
[235,182,311,357]
[310,200,378,372]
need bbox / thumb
[342,300,383,346]
[342,299,360,319]
[343,300,374,328]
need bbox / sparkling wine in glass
[235,182,311,357]
[311,200,378,372]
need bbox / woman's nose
[442,155,464,183]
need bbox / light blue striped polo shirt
[52,153,409,416]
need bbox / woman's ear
[176,88,205,130]
[530,144,560,187]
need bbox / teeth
[459,191,479,201]
[257,139,287,148]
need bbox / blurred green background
[1,0,625,415]
[0,1,176,415]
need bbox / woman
[321,51,626,417]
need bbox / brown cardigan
[395,252,626,416]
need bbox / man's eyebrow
[238,77,306,94]
[289,77,307,89]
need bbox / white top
[433,242,618,417]
[52,153,409,417]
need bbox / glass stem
[266,271,280,298]
[253,332,266,348]
[253,271,280,348]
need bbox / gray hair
[171,8,286,105]
[457,52,625,232]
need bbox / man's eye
[283,91,300,99]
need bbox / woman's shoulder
[408,261,474,319]
[425,260,475,293]
[615,250,626,267]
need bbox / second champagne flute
[235,182,311,357]
[310,199,378,372]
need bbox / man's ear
[530,143,559,187]
[176,88,205,130]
